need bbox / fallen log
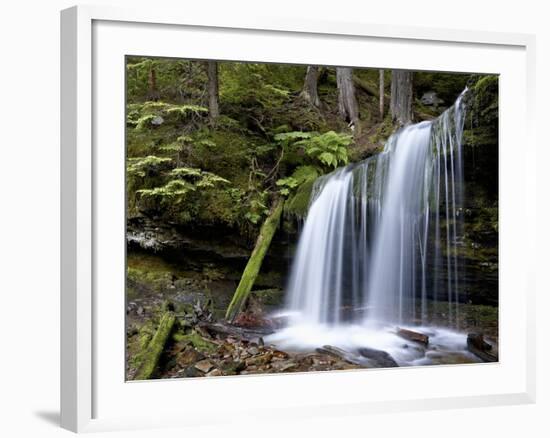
[467,333,498,362]
[316,345,364,366]
[467,333,492,351]
[134,311,176,380]
[358,347,399,368]
[396,327,429,346]
[352,76,379,98]
[225,198,284,321]
[198,321,274,341]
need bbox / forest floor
[126,251,499,380]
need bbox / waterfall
[283,90,467,330]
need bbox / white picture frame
[60,4,537,433]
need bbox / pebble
[194,359,214,373]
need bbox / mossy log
[134,311,176,380]
[225,198,284,321]
[353,75,383,99]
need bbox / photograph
[124,57,499,380]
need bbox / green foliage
[282,166,320,217]
[137,179,196,198]
[273,131,314,144]
[125,56,476,241]
[276,165,319,197]
[127,156,172,178]
[220,63,301,109]
[244,190,270,225]
[300,131,351,168]
[137,167,229,200]
[275,177,299,196]
[126,57,206,103]
[128,101,208,131]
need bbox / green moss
[285,177,315,218]
[134,311,176,380]
[172,330,218,354]
[225,198,285,320]
[367,115,394,148]
[252,288,285,306]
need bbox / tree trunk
[390,70,413,125]
[206,60,220,125]
[147,65,160,101]
[300,66,320,107]
[225,198,285,321]
[336,67,360,134]
[134,311,176,380]
[379,69,385,118]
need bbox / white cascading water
[267,91,471,365]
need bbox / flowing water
[267,91,476,366]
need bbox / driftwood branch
[396,327,429,346]
[198,321,273,341]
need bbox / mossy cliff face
[460,75,499,305]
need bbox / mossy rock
[172,330,218,355]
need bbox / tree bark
[225,198,285,321]
[379,69,385,118]
[336,67,360,134]
[300,66,320,107]
[390,70,413,125]
[147,64,160,101]
[206,60,220,125]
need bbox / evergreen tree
[336,67,359,134]
[390,70,413,125]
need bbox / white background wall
[0,1,547,437]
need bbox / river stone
[177,346,205,367]
[150,115,164,125]
[183,366,204,378]
[194,359,214,373]
[245,352,273,367]
[270,360,296,372]
[358,347,399,368]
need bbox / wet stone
[194,360,214,373]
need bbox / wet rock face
[420,91,444,108]
[127,217,184,251]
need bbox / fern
[298,131,352,169]
[127,156,172,178]
[274,130,351,169]
[137,179,196,198]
